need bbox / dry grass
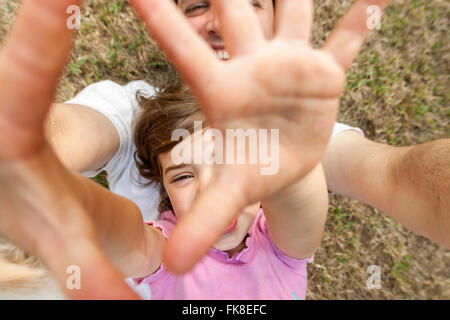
[1,0,449,299]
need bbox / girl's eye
[171,174,194,183]
[184,2,209,16]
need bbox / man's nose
[205,11,221,38]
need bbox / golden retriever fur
[0,235,65,299]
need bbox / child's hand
[0,0,138,299]
[131,0,390,273]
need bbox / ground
[0,0,448,299]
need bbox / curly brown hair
[133,84,205,213]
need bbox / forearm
[69,165,164,278]
[262,163,329,259]
[324,132,450,248]
[43,103,163,277]
[388,139,450,247]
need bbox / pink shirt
[133,209,312,300]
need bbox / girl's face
[177,0,275,59]
[159,133,261,253]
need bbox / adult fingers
[0,0,79,158]
[275,0,314,42]
[323,0,391,70]
[129,0,218,90]
[210,0,265,56]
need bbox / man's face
[177,0,275,59]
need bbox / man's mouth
[216,49,229,60]
[210,44,229,60]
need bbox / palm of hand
[200,40,344,183]
[129,0,385,273]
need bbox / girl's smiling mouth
[223,218,238,234]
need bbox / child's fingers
[129,0,218,90]
[210,0,265,56]
[275,0,313,42]
[323,0,391,70]
[0,0,79,158]
[164,176,248,274]
[43,237,140,300]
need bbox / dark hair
[134,84,205,213]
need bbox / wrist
[265,163,326,207]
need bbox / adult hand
[130,0,391,274]
[0,0,138,299]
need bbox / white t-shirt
[66,80,363,221]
